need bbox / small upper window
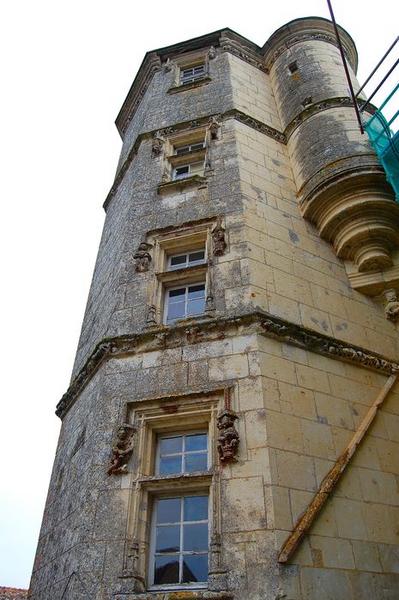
[173,162,204,180]
[168,249,206,271]
[180,64,205,85]
[175,142,205,156]
[156,432,208,475]
[164,283,206,324]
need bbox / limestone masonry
[30,17,399,600]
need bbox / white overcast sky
[0,0,397,589]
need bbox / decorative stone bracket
[384,288,399,322]
[217,408,239,464]
[133,242,152,273]
[151,131,165,158]
[107,423,136,476]
[212,218,227,256]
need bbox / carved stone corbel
[151,131,165,158]
[208,46,216,60]
[133,242,152,272]
[208,115,221,140]
[107,424,136,476]
[384,289,399,322]
[163,58,174,73]
[212,218,227,256]
[146,304,157,325]
[217,409,239,464]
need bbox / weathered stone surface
[30,16,399,600]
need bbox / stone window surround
[166,48,213,94]
[121,389,230,593]
[145,221,221,327]
[158,126,212,195]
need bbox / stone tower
[30,17,399,600]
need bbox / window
[124,390,227,592]
[150,494,209,588]
[175,142,205,156]
[164,283,206,324]
[180,64,205,85]
[173,161,204,180]
[156,432,208,475]
[168,249,206,270]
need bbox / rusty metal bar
[278,371,398,563]
[326,0,364,133]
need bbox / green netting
[364,84,399,200]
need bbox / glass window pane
[160,436,182,454]
[169,288,185,298]
[157,498,181,524]
[188,250,205,263]
[185,433,207,451]
[154,555,180,585]
[190,143,204,152]
[159,455,182,475]
[184,496,208,522]
[188,284,205,298]
[170,254,187,268]
[167,301,185,322]
[187,298,205,316]
[175,145,190,155]
[183,523,208,552]
[156,525,180,553]
[189,162,203,175]
[182,555,208,583]
[185,452,207,473]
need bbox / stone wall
[31,17,399,600]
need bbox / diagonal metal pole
[326,0,364,133]
[278,370,397,563]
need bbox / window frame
[155,431,209,476]
[148,491,210,591]
[167,248,206,271]
[163,281,207,325]
[179,63,206,85]
[172,160,205,181]
[122,389,232,592]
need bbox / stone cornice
[283,97,375,141]
[220,30,268,73]
[116,52,162,137]
[262,17,358,72]
[56,311,398,420]
[103,110,286,212]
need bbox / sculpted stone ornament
[134,242,152,272]
[208,116,221,140]
[163,58,174,73]
[212,219,227,256]
[217,409,239,464]
[208,46,216,60]
[384,289,399,322]
[151,131,165,157]
[107,424,136,476]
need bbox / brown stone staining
[107,423,136,476]
[217,409,239,464]
[384,288,399,322]
[212,219,227,256]
[133,242,152,273]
